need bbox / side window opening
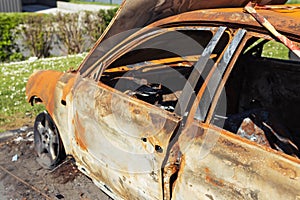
[243,37,300,61]
[212,36,300,158]
[100,29,227,115]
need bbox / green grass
[244,38,290,60]
[287,0,300,4]
[0,54,86,131]
[262,41,290,60]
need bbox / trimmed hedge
[0,8,117,62]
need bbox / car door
[70,26,228,199]
[172,30,300,199]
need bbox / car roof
[79,3,300,74]
[101,0,288,41]
[149,6,300,37]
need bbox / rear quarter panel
[173,122,300,199]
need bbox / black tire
[34,111,66,170]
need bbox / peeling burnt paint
[204,167,225,187]
[61,74,78,105]
[151,7,300,38]
[26,1,300,199]
[26,70,63,115]
[74,112,87,151]
[172,124,300,200]
[69,76,181,199]
[162,141,181,200]
[270,160,298,179]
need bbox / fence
[0,0,22,12]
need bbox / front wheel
[34,111,66,169]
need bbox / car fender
[26,70,63,116]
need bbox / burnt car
[26,0,300,199]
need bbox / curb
[0,130,19,141]
[0,127,33,141]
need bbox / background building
[0,0,57,12]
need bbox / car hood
[79,0,287,73]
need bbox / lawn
[0,54,86,132]
[287,0,300,3]
[262,41,290,60]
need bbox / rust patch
[205,167,210,174]
[61,74,78,103]
[95,88,113,118]
[74,112,88,151]
[128,101,151,126]
[221,138,248,153]
[205,175,225,187]
[151,7,300,37]
[163,141,182,200]
[204,167,225,187]
[26,70,63,115]
[271,161,298,179]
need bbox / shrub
[83,7,118,44]
[101,7,118,26]
[21,14,55,58]
[0,8,117,62]
[0,13,24,62]
[55,8,117,54]
[55,12,86,55]
[83,11,106,43]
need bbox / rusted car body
[26,0,300,199]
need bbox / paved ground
[0,127,112,200]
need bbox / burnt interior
[101,58,195,112]
[214,37,300,158]
[100,29,225,113]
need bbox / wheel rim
[34,113,60,168]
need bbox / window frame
[203,32,257,127]
[83,26,220,82]
[182,28,247,127]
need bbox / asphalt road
[0,128,112,200]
